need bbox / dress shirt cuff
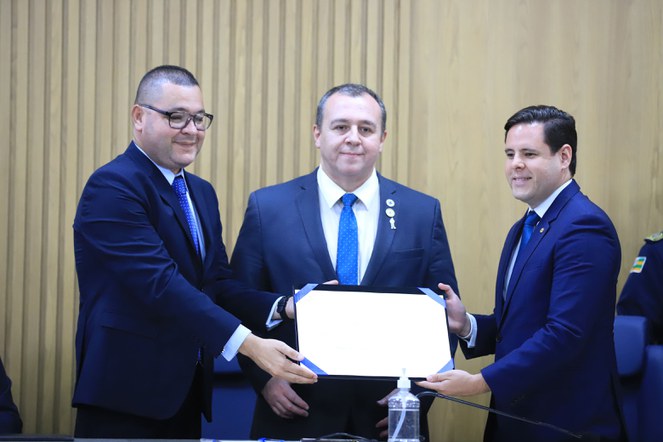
[458,312,477,348]
[221,324,251,361]
[265,297,285,330]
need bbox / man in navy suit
[419,105,625,441]
[231,83,459,440]
[72,65,316,439]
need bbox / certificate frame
[294,284,454,380]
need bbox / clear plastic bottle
[388,371,420,442]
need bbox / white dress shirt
[317,167,380,283]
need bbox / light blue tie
[518,210,540,257]
[337,193,358,285]
[172,175,200,255]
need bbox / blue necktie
[337,193,358,285]
[518,210,540,257]
[172,175,200,255]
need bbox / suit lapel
[127,144,202,261]
[503,217,549,307]
[496,224,520,320]
[361,175,397,285]
[296,172,337,280]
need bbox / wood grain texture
[0,0,660,438]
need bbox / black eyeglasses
[139,104,214,131]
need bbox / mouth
[511,176,532,187]
[512,176,530,183]
[174,140,198,148]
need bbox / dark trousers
[74,365,203,439]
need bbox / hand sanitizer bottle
[388,369,420,442]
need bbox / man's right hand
[239,334,318,385]
[438,282,470,336]
[262,377,310,419]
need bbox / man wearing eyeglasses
[71,65,317,439]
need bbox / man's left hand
[416,369,490,397]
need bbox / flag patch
[630,256,646,273]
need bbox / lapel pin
[385,208,396,230]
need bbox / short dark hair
[134,65,200,105]
[315,83,387,132]
[504,105,577,175]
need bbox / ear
[378,130,387,152]
[313,124,321,148]
[559,143,572,169]
[131,105,145,130]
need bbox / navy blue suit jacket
[0,357,22,435]
[462,181,624,442]
[72,142,278,421]
[231,170,458,439]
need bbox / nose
[181,117,198,134]
[345,126,361,144]
[511,153,525,169]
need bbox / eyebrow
[330,118,377,129]
[167,106,206,114]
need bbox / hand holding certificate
[294,284,454,379]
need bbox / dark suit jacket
[617,233,663,343]
[461,181,624,442]
[72,142,278,422]
[231,169,458,439]
[0,357,22,435]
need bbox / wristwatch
[277,295,292,319]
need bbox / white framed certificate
[294,284,454,379]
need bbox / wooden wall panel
[0,0,661,439]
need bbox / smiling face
[132,82,206,173]
[313,92,386,192]
[504,122,572,208]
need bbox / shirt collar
[529,179,573,218]
[134,142,182,185]
[316,167,379,209]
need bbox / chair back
[614,315,663,442]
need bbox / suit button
[496,334,503,343]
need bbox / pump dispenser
[388,369,420,442]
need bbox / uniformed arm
[0,359,22,435]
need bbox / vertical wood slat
[59,0,81,430]
[11,0,29,428]
[264,0,281,188]
[0,0,11,365]
[1,1,662,439]
[40,0,61,430]
[0,0,13,361]
[25,0,46,431]
[297,0,315,175]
